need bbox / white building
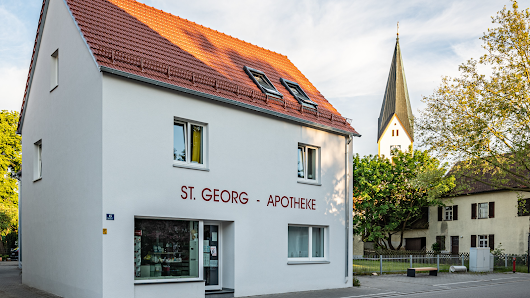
[17,0,360,298]
[377,35,414,158]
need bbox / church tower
[377,32,414,158]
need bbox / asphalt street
[1,261,529,298]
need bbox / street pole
[527,233,529,274]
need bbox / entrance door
[451,236,459,255]
[204,224,221,290]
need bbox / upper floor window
[244,66,283,98]
[298,144,319,183]
[472,202,495,219]
[51,49,59,91]
[478,203,488,218]
[173,118,207,170]
[444,206,453,221]
[34,140,42,181]
[280,78,317,108]
[518,198,530,216]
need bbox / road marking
[339,292,398,298]
[433,276,523,286]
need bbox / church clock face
[390,145,401,155]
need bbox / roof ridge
[122,0,287,58]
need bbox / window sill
[173,163,209,172]
[135,278,205,285]
[297,180,321,186]
[287,261,330,265]
[33,177,42,183]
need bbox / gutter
[99,66,362,138]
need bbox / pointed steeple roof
[377,37,414,142]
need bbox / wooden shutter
[438,207,443,221]
[453,205,458,220]
[472,203,477,219]
[489,202,495,218]
[489,234,495,250]
[471,235,477,247]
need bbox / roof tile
[20,0,358,134]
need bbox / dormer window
[244,66,283,98]
[280,78,317,108]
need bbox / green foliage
[352,277,361,287]
[418,1,530,190]
[431,242,441,252]
[352,147,455,250]
[0,111,21,238]
[491,243,506,256]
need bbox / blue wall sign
[106,214,114,220]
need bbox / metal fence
[353,254,466,275]
[492,254,528,271]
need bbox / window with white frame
[51,49,59,91]
[478,203,489,219]
[478,235,488,248]
[288,226,326,261]
[173,119,207,167]
[444,206,453,221]
[297,145,319,181]
[34,140,42,180]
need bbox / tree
[0,111,21,252]
[352,148,455,250]
[418,1,530,190]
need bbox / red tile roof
[19,0,359,135]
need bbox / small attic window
[280,78,317,108]
[244,66,283,98]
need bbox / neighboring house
[377,34,414,158]
[400,166,530,254]
[17,0,360,298]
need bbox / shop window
[134,218,200,280]
[244,66,283,98]
[174,119,207,169]
[280,78,317,107]
[297,144,319,183]
[51,49,59,91]
[518,198,530,216]
[444,206,453,221]
[288,225,326,261]
[34,140,42,181]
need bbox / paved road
[241,273,530,298]
[2,261,529,298]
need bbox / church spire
[377,35,414,144]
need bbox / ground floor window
[134,218,199,280]
[288,225,326,261]
[478,235,488,248]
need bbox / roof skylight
[244,66,283,98]
[280,78,317,107]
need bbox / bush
[431,242,441,252]
[353,277,361,287]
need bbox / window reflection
[298,147,305,178]
[174,123,186,162]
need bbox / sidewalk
[0,261,60,298]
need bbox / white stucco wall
[378,114,412,158]
[100,74,353,297]
[20,0,103,297]
[401,191,530,254]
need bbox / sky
[1,0,528,156]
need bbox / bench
[407,267,437,277]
